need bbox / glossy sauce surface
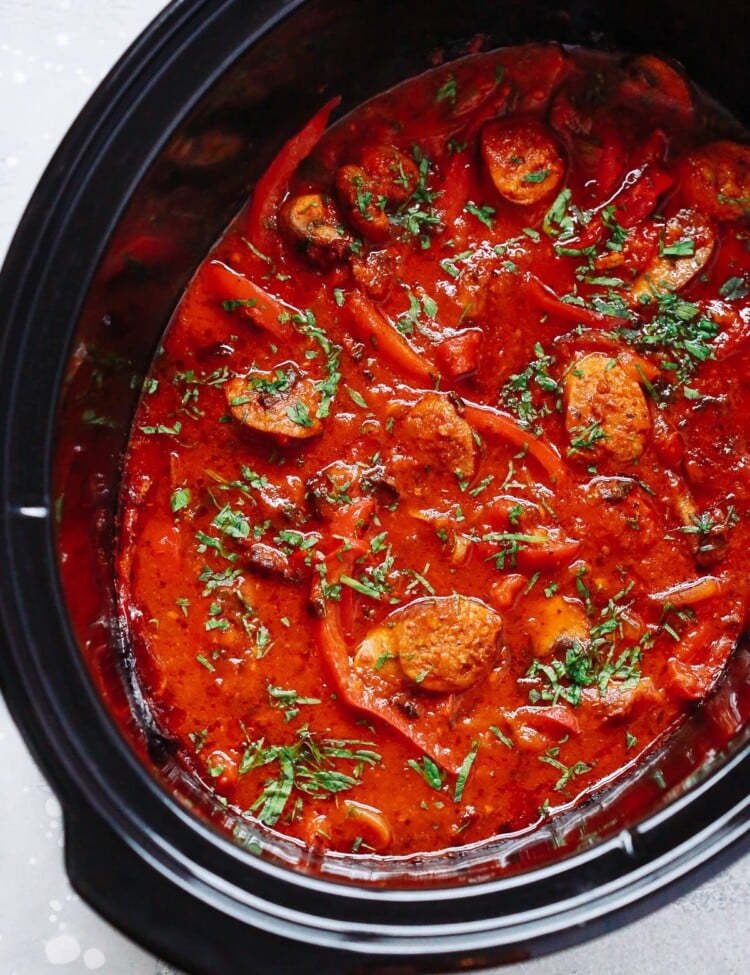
[117,45,750,858]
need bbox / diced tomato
[436,328,483,378]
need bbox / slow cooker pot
[1,0,749,971]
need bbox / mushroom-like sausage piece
[630,208,715,303]
[225,365,323,441]
[402,393,477,481]
[335,164,391,242]
[564,353,651,467]
[336,146,420,242]
[481,118,565,205]
[354,594,503,693]
[359,145,420,204]
[279,193,352,260]
[677,141,750,222]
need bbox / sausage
[279,192,352,260]
[335,146,420,242]
[335,164,391,242]
[225,366,323,440]
[480,118,565,205]
[359,145,419,204]
[353,594,503,693]
[564,353,651,467]
[630,208,716,303]
[677,141,750,222]
[401,393,477,481]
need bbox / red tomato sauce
[116,44,750,859]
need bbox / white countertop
[1,1,748,972]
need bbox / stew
[116,43,750,858]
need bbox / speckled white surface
[1,2,749,973]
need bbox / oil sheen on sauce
[116,44,750,858]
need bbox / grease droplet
[83,948,105,970]
[45,934,80,965]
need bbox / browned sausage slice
[335,164,391,242]
[353,594,503,693]
[402,393,477,481]
[481,118,565,205]
[677,141,750,222]
[279,193,352,259]
[630,208,716,302]
[564,353,651,467]
[225,366,323,440]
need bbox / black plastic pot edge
[1,1,749,972]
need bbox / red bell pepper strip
[462,400,569,485]
[100,232,181,281]
[202,261,296,340]
[613,166,674,228]
[329,497,374,547]
[508,704,581,738]
[525,274,629,328]
[317,603,464,775]
[436,328,483,379]
[245,95,342,254]
[437,153,471,227]
[347,291,436,383]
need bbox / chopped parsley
[464,201,495,229]
[500,342,560,434]
[240,726,381,827]
[538,748,594,792]
[660,238,696,258]
[407,755,445,790]
[170,486,191,513]
[286,400,315,428]
[435,73,458,106]
[266,684,322,722]
[527,581,643,706]
[522,168,551,184]
[453,742,479,803]
[389,146,442,247]
[719,275,749,301]
[617,293,719,388]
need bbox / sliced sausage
[402,393,477,481]
[359,145,420,204]
[564,353,651,467]
[353,594,503,693]
[225,366,323,440]
[335,164,391,242]
[630,208,716,303]
[481,118,565,205]
[677,141,750,222]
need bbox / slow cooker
[0,1,749,972]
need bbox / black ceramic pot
[1,1,749,972]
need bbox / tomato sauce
[116,44,750,859]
